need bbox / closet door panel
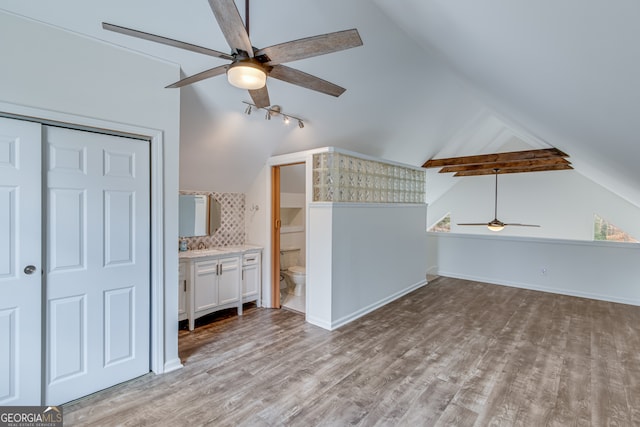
[44,126,150,405]
[0,117,42,405]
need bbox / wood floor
[63,277,640,426]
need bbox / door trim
[0,102,170,375]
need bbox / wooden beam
[453,164,573,177]
[422,148,569,168]
[439,157,571,173]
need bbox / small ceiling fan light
[298,120,304,129]
[283,115,290,125]
[487,223,505,232]
[227,60,266,90]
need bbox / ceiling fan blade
[165,65,229,88]
[256,29,363,65]
[249,86,270,108]
[207,0,254,56]
[269,65,346,97]
[504,223,541,227]
[457,223,490,226]
[102,22,234,60]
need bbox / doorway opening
[271,162,306,312]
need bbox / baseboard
[426,265,438,276]
[305,314,332,330]
[329,280,429,330]
[163,357,183,374]
[437,270,640,307]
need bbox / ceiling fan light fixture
[227,60,266,90]
[487,219,505,232]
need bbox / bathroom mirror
[179,194,221,237]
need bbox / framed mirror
[179,193,221,237]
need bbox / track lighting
[242,101,305,129]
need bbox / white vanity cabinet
[242,251,261,304]
[190,255,241,331]
[179,246,262,331]
[178,260,188,321]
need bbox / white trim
[0,101,172,375]
[265,153,315,309]
[428,230,640,250]
[311,202,427,209]
[305,315,332,330]
[268,146,425,171]
[436,271,640,307]
[329,280,428,330]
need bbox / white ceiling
[2,0,639,205]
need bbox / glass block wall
[312,152,426,203]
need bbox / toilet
[280,248,306,296]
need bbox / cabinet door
[243,264,259,298]
[178,261,187,319]
[194,260,218,311]
[218,257,240,305]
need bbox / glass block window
[312,152,426,203]
[594,214,638,243]
[428,213,451,232]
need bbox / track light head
[283,115,290,125]
[245,105,252,115]
[298,120,304,129]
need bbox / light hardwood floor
[64,277,640,426]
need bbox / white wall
[427,169,640,241]
[428,233,640,306]
[0,11,181,372]
[244,165,271,306]
[308,204,429,329]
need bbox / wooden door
[271,166,281,307]
[44,126,150,405]
[0,117,42,405]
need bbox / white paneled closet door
[44,126,150,405]
[0,118,42,405]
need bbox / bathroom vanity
[179,245,262,330]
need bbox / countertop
[178,244,262,259]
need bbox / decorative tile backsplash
[179,190,245,249]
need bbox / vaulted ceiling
[2,0,638,206]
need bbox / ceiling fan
[457,169,540,232]
[102,0,363,108]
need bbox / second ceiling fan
[457,169,540,232]
[103,0,363,108]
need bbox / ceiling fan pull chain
[494,169,499,220]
